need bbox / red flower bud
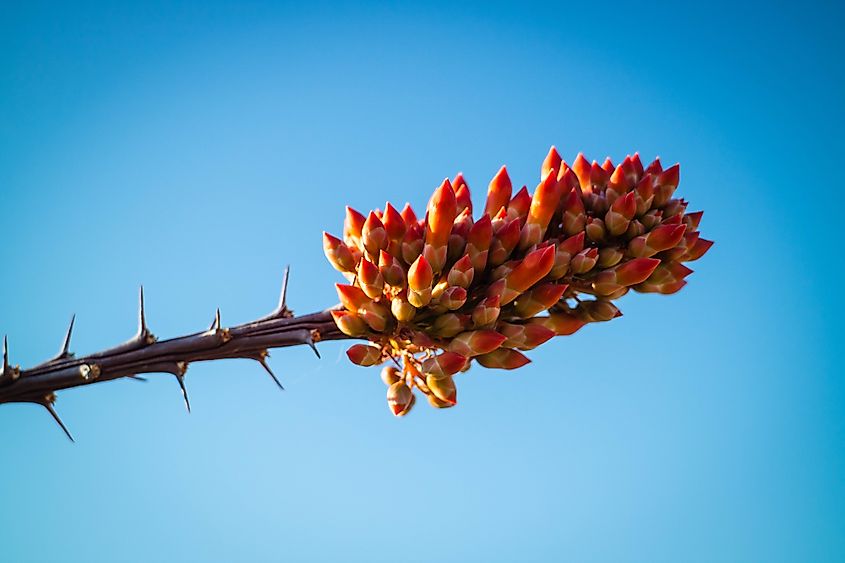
[425,373,457,405]
[572,153,591,192]
[344,206,366,245]
[331,310,368,337]
[336,283,370,312]
[484,166,512,218]
[357,258,385,299]
[476,348,531,370]
[362,211,387,258]
[390,293,416,322]
[323,232,357,273]
[426,178,458,250]
[563,189,587,235]
[448,330,507,357]
[421,352,467,377]
[507,186,532,224]
[387,381,414,416]
[569,247,598,274]
[347,343,383,366]
[531,313,586,335]
[439,286,468,310]
[381,366,402,386]
[472,295,501,327]
[447,255,475,289]
[400,202,418,226]
[541,146,562,179]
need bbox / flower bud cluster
[324,147,712,416]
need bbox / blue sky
[1,2,843,561]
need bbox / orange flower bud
[360,301,391,332]
[531,313,586,335]
[541,146,562,179]
[570,247,598,274]
[347,343,383,366]
[448,330,507,357]
[382,202,406,244]
[484,166,513,217]
[454,174,473,215]
[362,211,387,258]
[447,255,474,289]
[684,237,713,261]
[421,352,467,377]
[598,246,624,268]
[378,250,405,287]
[476,348,531,370]
[586,217,606,242]
[439,286,467,310]
[448,208,473,263]
[684,210,703,231]
[425,373,457,405]
[381,366,402,386]
[615,257,662,286]
[654,164,680,206]
[387,381,414,416]
[357,258,384,299]
[499,322,555,350]
[466,214,493,272]
[390,294,416,322]
[625,219,645,239]
[426,178,458,250]
[590,161,610,191]
[605,191,636,236]
[344,206,366,246]
[488,218,520,267]
[640,209,662,229]
[563,189,587,236]
[401,222,424,264]
[323,232,357,273]
[432,313,470,338]
[513,283,568,318]
[472,295,501,327]
[336,283,370,312]
[572,153,591,192]
[408,255,433,292]
[507,186,531,224]
[520,172,562,250]
[577,299,620,322]
[505,245,555,293]
[400,202,418,226]
[331,310,368,337]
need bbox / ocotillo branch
[0,267,349,440]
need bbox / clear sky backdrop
[1,2,843,562]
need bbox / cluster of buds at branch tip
[324,146,712,416]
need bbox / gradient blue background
[1,2,843,562]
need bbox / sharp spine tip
[256,353,284,391]
[175,373,191,413]
[43,400,74,442]
[58,314,76,359]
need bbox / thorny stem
[0,267,351,440]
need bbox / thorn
[279,265,290,313]
[175,373,191,413]
[42,397,74,442]
[57,314,76,360]
[304,331,321,359]
[209,308,221,331]
[2,335,8,372]
[135,286,156,345]
[138,285,147,335]
[256,352,284,391]
[128,375,147,382]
